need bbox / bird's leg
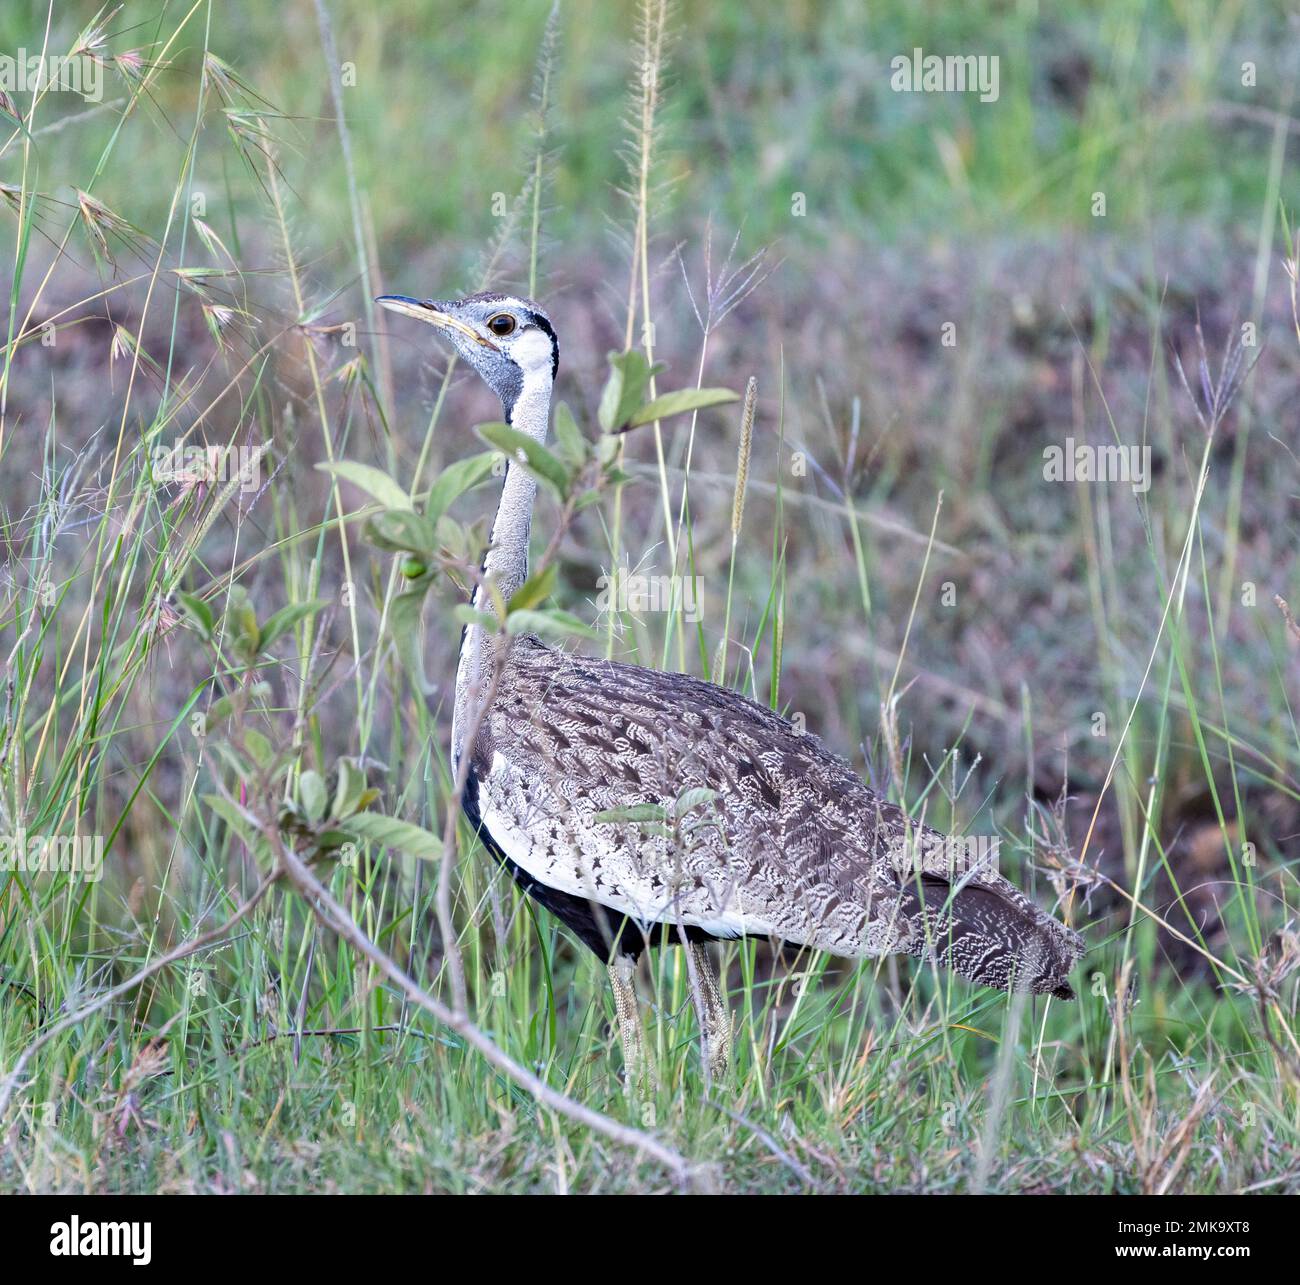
[607,954,655,1097]
[685,942,732,1082]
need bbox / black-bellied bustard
[378,289,1084,1087]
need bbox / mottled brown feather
[468,634,1083,997]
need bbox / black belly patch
[461,769,720,961]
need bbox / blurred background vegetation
[5,0,1290,242]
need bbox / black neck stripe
[527,310,560,381]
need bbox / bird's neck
[476,371,551,606]
[452,367,553,771]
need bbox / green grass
[0,0,1297,1192]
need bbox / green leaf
[596,433,622,467]
[243,728,274,770]
[317,461,412,511]
[202,793,255,841]
[226,584,260,657]
[331,758,369,819]
[341,812,443,861]
[259,599,327,652]
[434,514,470,560]
[206,680,271,727]
[507,565,557,613]
[211,740,252,782]
[592,803,668,824]
[206,793,280,866]
[598,350,664,432]
[315,828,355,852]
[175,591,214,640]
[506,608,599,640]
[203,793,275,867]
[425,451,496,526]
[597,355,628,434]
[299,770,327,823]
[625,387,739,428]
[475,423,568,501]
[552,402,587,472]
[675,787,718,815]
[389,587,431,692]
[365,509,435,555]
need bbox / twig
[270,829,694,1185]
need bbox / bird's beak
[375,295,499,350]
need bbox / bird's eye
[487,313,517,336]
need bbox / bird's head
[376,290,558,421]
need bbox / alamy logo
[886,832,1001,879]
[0,50,103,102]
[595,567,703,624]
[890,48,1000,103]
[152,442,263,495]
[1042,437,1151,494]
[50,1217,151,1266]
[0,831,103,881]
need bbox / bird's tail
[897,870,1083,998]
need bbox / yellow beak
[375,295,499,350]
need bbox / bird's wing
[471,635,1082,993]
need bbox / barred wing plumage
[466,635,1082,997]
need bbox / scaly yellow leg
[685,942,732,1082]
[608,955,655,1097]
